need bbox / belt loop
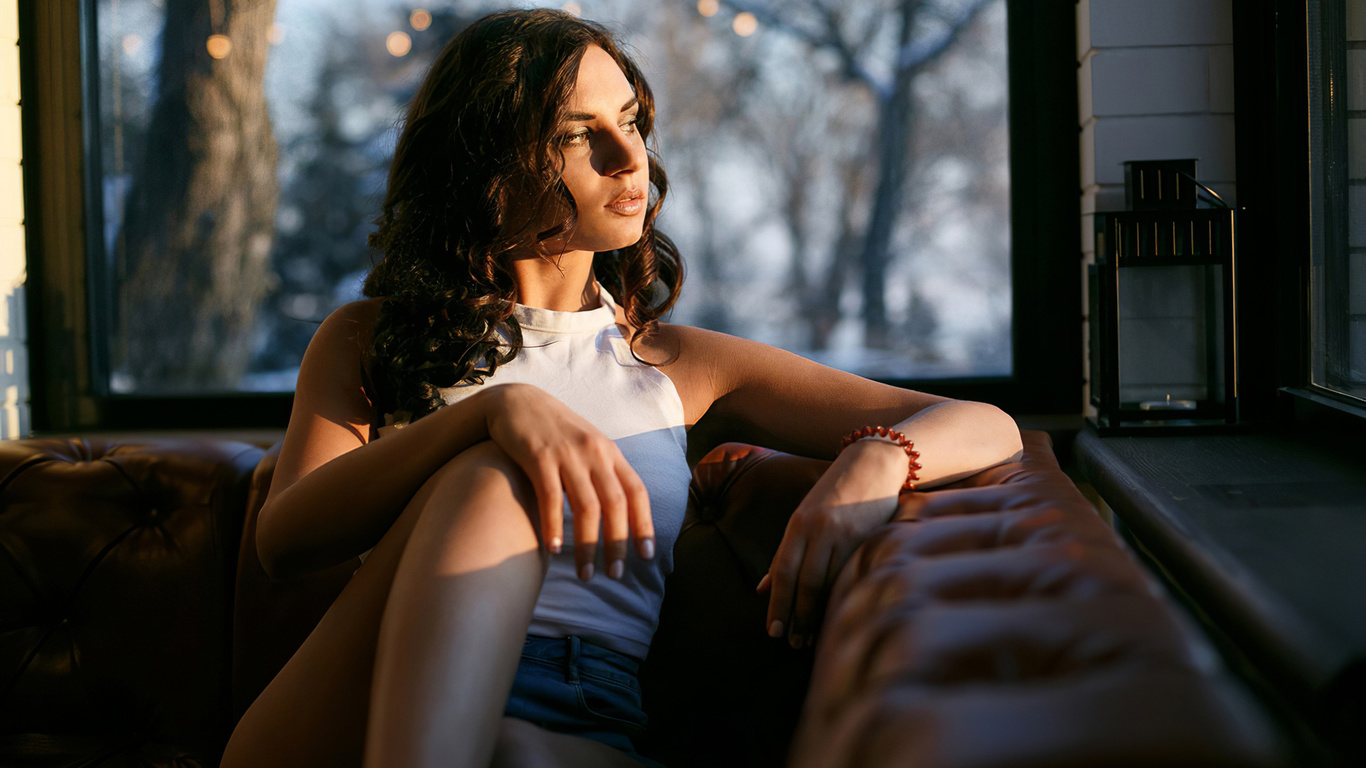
[565,636,581,684]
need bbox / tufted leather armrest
[795,431,1286,768]
[0,438,262,767]
[641,434,1093,766]
[640,431,1286,768]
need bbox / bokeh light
[410,9,432,31]
[386,30,412,57]
[697,0,719,17]
[562,2,583,16]
[121,34,142,55]
[733,12,758,36]
[206,34,231,59]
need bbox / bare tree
[116,0,279,391]
[649,6,767,334]
[720,0,997,348]
[730,63,875,350]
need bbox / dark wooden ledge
[1075,427,1366,760]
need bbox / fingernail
[579,563,594,580]
[608,560,624,580]
[640,538,655,560]
[768,620,784,639]
[549,537,563,554]
[790,633,803,650]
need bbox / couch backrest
[10,430,1186,768]
[0,438,262,764]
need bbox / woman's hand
[758,438,909,649]
[484,383,654,580]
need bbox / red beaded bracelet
[838,425,921,491]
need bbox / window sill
[27,427,285,448]
[1075,425,1366,759]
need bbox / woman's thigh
[222,440,542,768]
[492,717,652,768]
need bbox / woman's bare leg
[222,441,547,768]
[364,441,548,767]
[491,718,649,768]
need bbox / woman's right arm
[256,300,654,580]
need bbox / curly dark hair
[363,9,683,423]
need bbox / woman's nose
[595,128,643,176]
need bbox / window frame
[1233,0,1366,426]
[1306,0,1366,406]
[21,0,1080,433]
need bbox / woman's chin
[573,228,646,254]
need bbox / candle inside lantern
[1138,394,1197,411]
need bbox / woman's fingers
[591,461,629,579]
[617,458,655,561]
[790,540,836,648]
[562,464,601,580]
[769,517,868,649]
[553,442,653,581]
[531,464,566,554]
[766,529,806,646]
[488,387,658,575]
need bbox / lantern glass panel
[1117,265,1225,407]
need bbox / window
[22,0,1079,430]
[1308,0,1366,405]
[95,0,1012,396]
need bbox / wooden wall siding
[1077,0,1236,415]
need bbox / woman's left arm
[659,326,1023,648]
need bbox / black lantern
[1088,159,1238,432]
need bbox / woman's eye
[560,115,638,146]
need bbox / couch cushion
[638,442,827,767]
[0,439,261,767]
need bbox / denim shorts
[503,635,664,767]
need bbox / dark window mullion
[1322,0,1354,389]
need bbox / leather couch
[0,431,1285,767]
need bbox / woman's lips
[606,189,645,215]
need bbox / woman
[222,9,1022,768]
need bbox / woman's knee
[406,440,545,550]
[424,440,537,506]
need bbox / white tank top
[379,288,691,659]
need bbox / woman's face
[553,45,649,254]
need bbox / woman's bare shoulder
[633,321,717,367]
[297,298,387,395]
[644,322,769,367]
[632,322,753,424]
[319,297,386,348]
